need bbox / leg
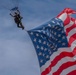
[17,23,22,28]
[17,24,20,28]
[19,22,24,30]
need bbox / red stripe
[53,61,76,75]
[41,52,74,75]
[73,47,76,55]
[63,16,70,26]
[57,12,70,26]
[67,70,76,75]
[66,24,75,34]
[56,11,65,18]
[68,34,76,47]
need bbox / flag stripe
[62,9,76,56]
[72,47,76,55]
[40,48,71,72]
[28,8,76,75]
[57,13,67,22]
[66,24,75,33]
[51,56,76,74]
[60,65,76,75]
[53,61,76,75]
[64,20,74,30]
[67,28,76,39]
[67,70,76,75]
[41,48,74,75]
[70,40,76,51]
[68,34,76,46]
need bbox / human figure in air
[10,10,24,30]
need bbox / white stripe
[74,55,76,60]
[50,56,76,74]
[67,28,76,40]
[58,13,67,22]
[41,47,72,72]
[64,20,74,30]
[68,28,76,36]
[70,40,76,51]
[60,65,76,75]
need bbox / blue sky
[0,0,76,75]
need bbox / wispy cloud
[0,0,76,75]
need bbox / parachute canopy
[10,7,18,11]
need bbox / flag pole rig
[24,27,27,32]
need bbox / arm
[17,10,20,14]
[17,10,23,19]
[10,13,14,17]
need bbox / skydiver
[10,10,24,30]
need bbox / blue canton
[28,18,68,67]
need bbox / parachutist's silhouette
[10,10,24,30]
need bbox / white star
[55,18,58,20]
[41,35,43,38]
[61,23,63,27]
[33,38,36,42]
[49,51,51,54]
[62,43,66,46]
[51,31,54,34]
[47,43,49,46]
[48,24,51,27]
[30,32,33,35]
[39,39,42,43]
[43,27,45,30]
[58,28,61,31]
[58,40,61,43]
[38,30,41,32]
[43,41,46,44]
[53,48,56,50]
[54,32,57,35]
[61,30,64,33]
[38,52,42,56]
[47,32,49,36]
[41,46,44,50]
[44,48,47,51]
[55,26,58,29]
[43,31,46,34]
[51,45,54,48]
[43,54,45,56]
[57,22,60,25]
[49,34,51,37]
[40,60,43,63]
[52,26,54,28]
[52,21,55,23]
[55,38,58,41]
[62,36,65,39]
[36,33,39,36]
[46,55,49,59]
[36,45,39,49]
[58,34,61,37]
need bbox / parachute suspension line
[10,7,18,11]
[10,0,20,12]
[2,6,11,10]
[24,26,28,32]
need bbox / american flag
[57,8,76,55]
[28,8,76,75]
